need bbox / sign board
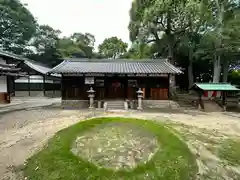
[85,77,94,84]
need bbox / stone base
[14,91,61,98]
[62,100,89,108]
[143,100,180,109]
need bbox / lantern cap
[87,87,95,93]
[137,88,143,93]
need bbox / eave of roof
[23,60,60,77]
[50,58,183,74]
[0,50,60,77]
[0,50,26,61]
[191,83,240,91]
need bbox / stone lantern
[136,88,143,110]
[87,87,95,109]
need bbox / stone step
[106,101,125,110]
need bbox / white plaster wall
[15,75,54,84]
[0,76,7,92]
[0,58,7,92]
[0,58,6,64]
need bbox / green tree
[129,0,193,62]
[27,25,62,67]
[31,25,61,54]
[98,37,128,59]
[57,37,85,58]
[195,1,240,83]
[177,0,212,87]
[57,33,96,58]
[0,0,36,54]
[121,42,153,59]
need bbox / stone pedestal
[137,88,143,110]
[87,87,95,109]
[124,101,128,110]
[98,101,102,108]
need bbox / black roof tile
[50,58,182,74]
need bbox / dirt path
[0,109,93,180]
[136,111,240,179]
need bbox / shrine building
[49,58,182,108]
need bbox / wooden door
[108,80,125,99]
[150,88,168,100]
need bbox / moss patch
[219,139,240,166]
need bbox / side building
[49,58,182,108]
[0,50,61,102]
[14,60,61,97]
[0,57,27,103]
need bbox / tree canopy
[0,0,36,54]
[128,0,240,86]
[98,37,128,59]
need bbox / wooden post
[43,75,46,96]
[61,74,63,100]
[124,76,128,99]
[222,91,226,111]
[28,72,30,96]
[168,74,170,99]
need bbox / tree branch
[147,39,156,43]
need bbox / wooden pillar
[222,91,226,111]
[198,90,204,110]
[13,76,15,96]
[28,72,30,96]
[124,76,128,99]
[105,76,108,99]
[61,74,63,100]
[168,74,170,99]
[43,75,46,96]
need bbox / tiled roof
[192,83,240,91]
[0,50,60,77]
[24,60,51,74]
[24,60,61,77]
[50,58,182,74]
[0,63,27,77]
[0,50,26,61]
[229,65,240,71]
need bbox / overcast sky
[20,0,132,48]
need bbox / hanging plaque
[85,77,94,84]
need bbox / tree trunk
[188,45,194,88]
[166,10,174,64]
[222,59,229,82]
[188,59,194,89]
[213,1,224,83]
[213,55,221,83]
[168,38,174,63]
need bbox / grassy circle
[24,117,197,180]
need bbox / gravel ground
[0,108,240,179]
[0,108,93,180]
